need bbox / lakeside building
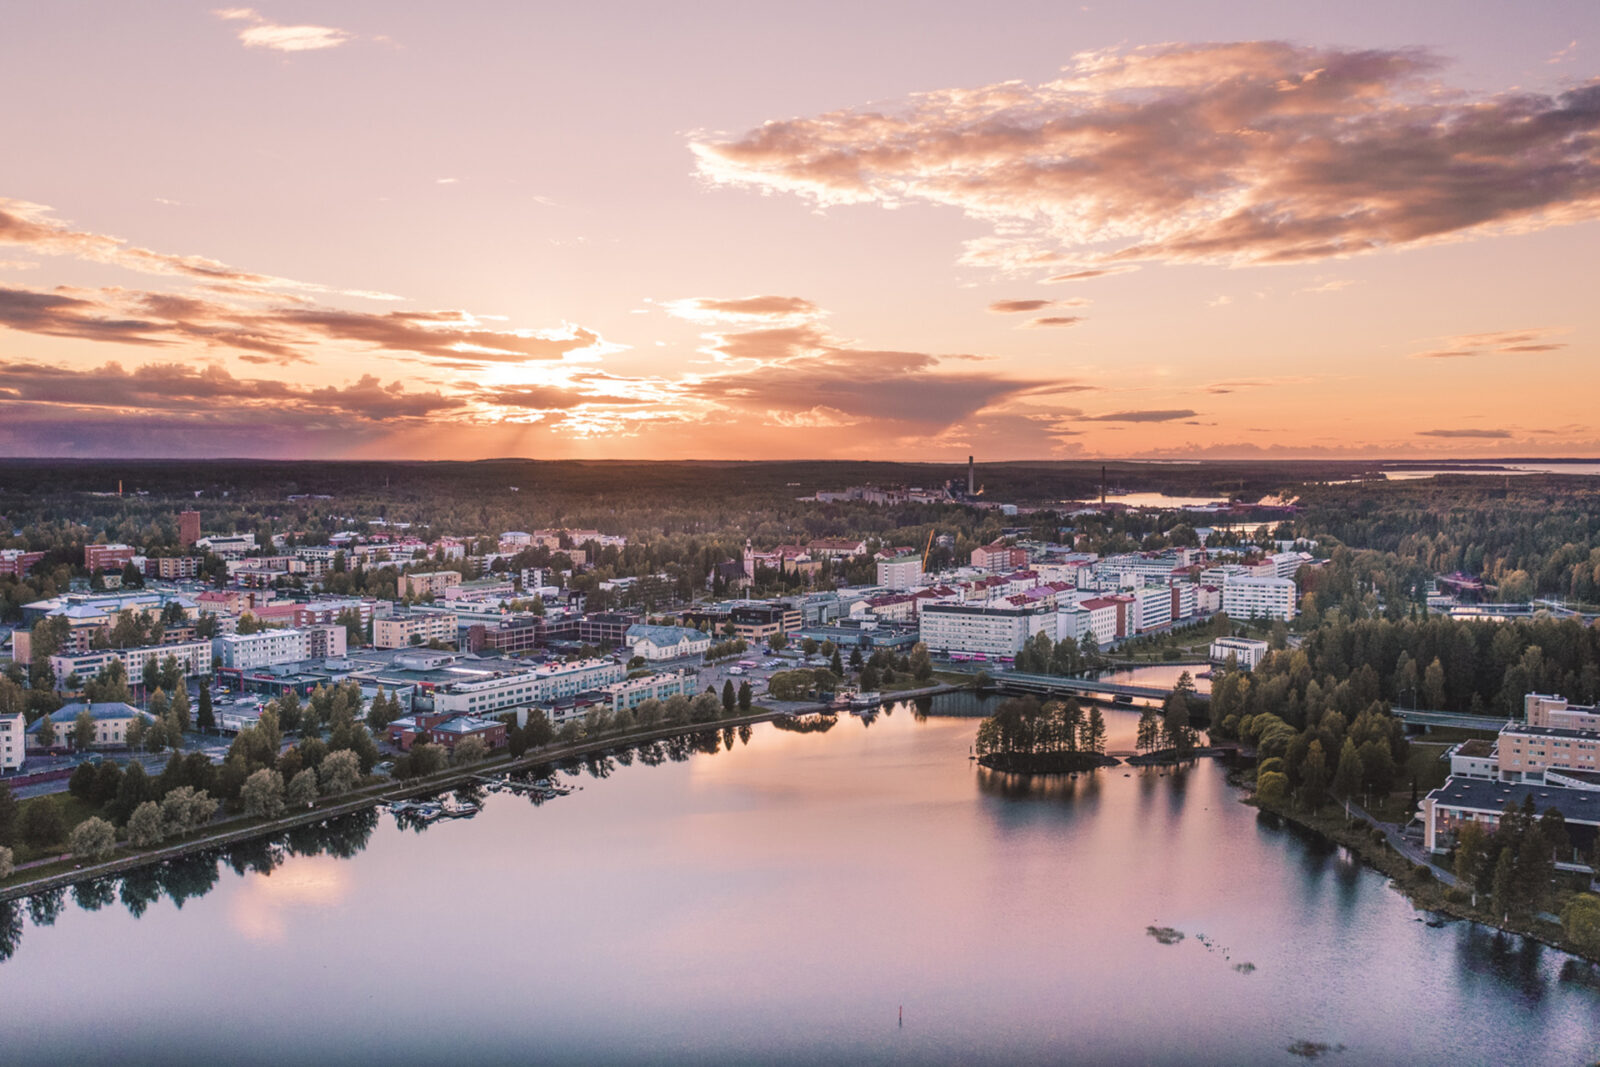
[602,669,699,711]
[796,619,920,652]
[27,702,156,751]
[1210,637,1271,670]
[48,640,213,691]
[1221,576,1297,621]
[430,657,625,718]
[627,624,712,661]
[1,709,23,770]
[386,710,507,752]
[918,602,1056,659]
[1423,777,1600,863]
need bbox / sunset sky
[2,2,1597,461]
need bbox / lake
[2,699,1597,1065]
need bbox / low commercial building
[430,658,625,718]
[1423,777,1600,860]
[581,612,641,648]
[603,669,699,711]
[27,702,156,751]
[1209,637,1271,671]
[387,711,506,752]
[627,624,712,661]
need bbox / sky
[1,2,1597,461]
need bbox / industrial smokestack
[968,456,975,496]
[1101,465,1106,507]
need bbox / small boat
[439,797,481,819]
[850,692,881,710]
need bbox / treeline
[1294,478,1600,600]
[1231,614,1600,720]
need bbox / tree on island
[1135,708,1161,754]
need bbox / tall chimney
[1100,465,1106,506]
[967,456,975,496]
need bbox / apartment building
[0,549,45,578]
[431,658,625,717]
[876,555,924,591]
[971,542,1028,571]
[373,609,459,649]
[84,543,137,572]
[1221,576,1297,620]
[218,625,347,670]
[0,709,23,770]
[1210,636,1271,670]
[48,639,213,690]
[401,570,463,598]
[919,602,1055,658]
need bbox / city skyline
[2,2,1597,460]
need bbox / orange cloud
[694,43,1600,273]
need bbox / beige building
[28,702,156,750]
[374,609,459,649]
[401,570,463,598]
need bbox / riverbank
[0,707,797,903]
[1242,783,1599,965]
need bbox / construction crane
[921,528,935,571]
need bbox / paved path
[1344,797,1457,886]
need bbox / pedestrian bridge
[1390,708,1509,732]
[991,670,1208,703]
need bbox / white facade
[0,710,23,770]
[1135,586,1173,632]
[627,625,712,661]
[918,603,1053,658]
[876,556,924,591]
[432,658,626,717]
[218,625,346,669]
[49,640,213,690]
[1222,576,1296,620]
[1209,636,1270,670]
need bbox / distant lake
[1384,463,1600,480]
[2,700,1597,1065]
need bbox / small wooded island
[974,696,1120,773]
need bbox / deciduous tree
[69,817,116,861]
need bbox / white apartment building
[1210,636,1271,670]
[218,625,347,670]
[1134,586,1173,632]
[432,658,626,717]
[49,640,213,691]
[0,710,23,771]
[603,670,698,712]
[919,603,1054,658]
[876,555,924,592]
[1222,576,1297,620]
[401,570,463,598]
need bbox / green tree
[1423,657,1446,709]
[171,687,191,734]
[0,846,12,880]
[1300,739,1329,810]
[287,768,320,808]
[1454,821,1490,893]
[831,649,845,676]
[127,801,164,847]
[1332,737,1362,798]
[197,686,215,734]
[0,783,18,848]
[1081,706,1108,755]
[452,736,490,765]
[241,769,286,818]
[319,750,360,794]
[1135,708,1161,754]
[737,680,752,711]
[69,761,98,801]
[35,712,57,751]
[1257,771,1289,805]
[1561,893,1600,957]
[69,817,117,861]
[1491,846,1517,920]
[722,680,736,714]
[19,799,66,849]
[73,708,97,751]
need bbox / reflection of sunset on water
[228,856,352,944]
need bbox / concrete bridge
[989,670,1208,703]
[1391,707,1509,733]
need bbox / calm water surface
[2,700,1597,1066]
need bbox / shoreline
[0,683,968,903]
[0,707,798,903]
[1238,780,1600,966]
